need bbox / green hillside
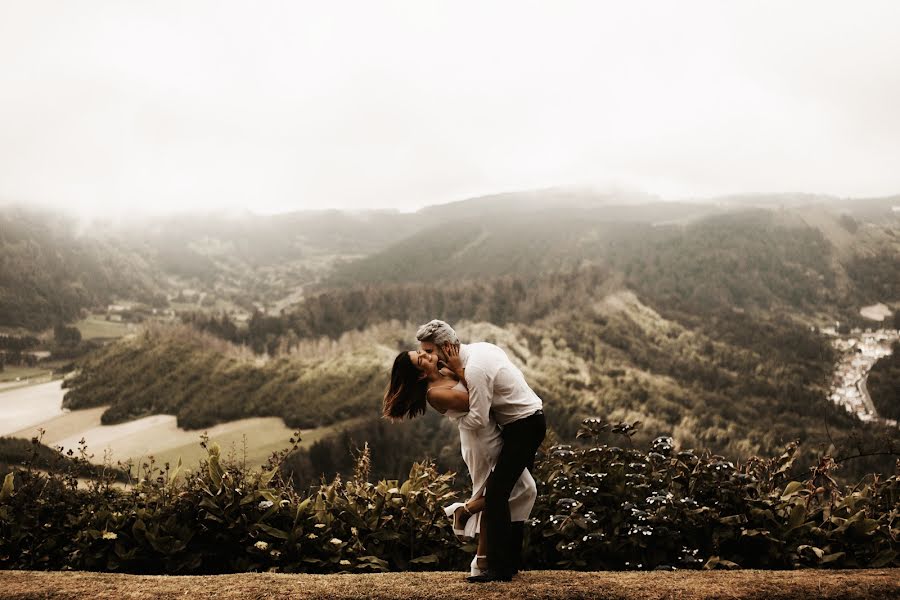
[323,200,723,287]
[0,208,166,330]
[62,324,391,431]
[322,206,897,319]
[64,298,897,485]
[869,342,900,422]
[205,207,898,352]
[5,195,895,332]
[0,206,426,331]
[0,436,127,481]
[6,194,900,487]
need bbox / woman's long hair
[383,351,427,419]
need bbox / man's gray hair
[416,319,460,346]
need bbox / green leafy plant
[1,421,897,574]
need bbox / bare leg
[475,511,489,571]
[477,512,488,555]
[458,494,489,571]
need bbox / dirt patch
[0,569,897,600]
[859,303,892,321]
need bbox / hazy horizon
[2,1,900,218]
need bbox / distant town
[824,322,898,428]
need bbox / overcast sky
[1,1,899,216]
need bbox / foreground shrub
[0,422,897,573]
[528,421,899,570]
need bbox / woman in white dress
[383,348,537,576]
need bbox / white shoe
[470,555,488,577]
[443,502,470,537]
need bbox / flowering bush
[1,421,897,573]
[528,420,899,570]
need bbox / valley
[1,379,366,471]
[1,192,898,486]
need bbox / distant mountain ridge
[1,188,898,331]
[5,187,899,486]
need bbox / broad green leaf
[788,504,808,530]
[703,556,740,570]
[797,545,824,560]
[256,523,290,540]
[869,549,897,568]
[0,473,13,502]
[208,454,224,488]
[168,457,183,489]
[260,468,277,487]
[410,554,439,564]
[780,481,805,499]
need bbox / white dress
[442,381,537,537]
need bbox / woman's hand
[444,343,464,379]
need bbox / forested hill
[322,200,898,303]
[0,207,423,330]
[0,208,166,330]
[2,192,896,331]
[226,206,899,353]
[20,189,900,486]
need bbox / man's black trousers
[484,410,546,576]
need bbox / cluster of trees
[281,411,465,489]
[62,324,388,431]
[868,342,900,422]
[0,335,39,351]
[612,211,838,316]
[0,208,165,330]
[845,251,900,306]
[182,266,614,353]
[0,334,41,371]
[80,299,896,488]
[0,436,126,481]
[44,204,900,488]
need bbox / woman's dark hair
[383,351,427,419]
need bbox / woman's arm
[426,386,470,413]
[444,343,467,389]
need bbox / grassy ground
[0,569,896,600]
[73,316,134,340]
[8,407,367,472]
[0,365,53,384]
[1,371,368,472]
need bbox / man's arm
[454,365,490,430]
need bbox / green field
[7,394,369,473]
[0,365,53,383]
[130,416,369,472]
[74,316,134,340]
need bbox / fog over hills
[1,187,898,329]
[1,187,898,486]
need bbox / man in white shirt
[416,319,546,583]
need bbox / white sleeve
[455,365,491,430]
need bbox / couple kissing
[383,319,546,583]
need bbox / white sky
[1,1,899,216]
